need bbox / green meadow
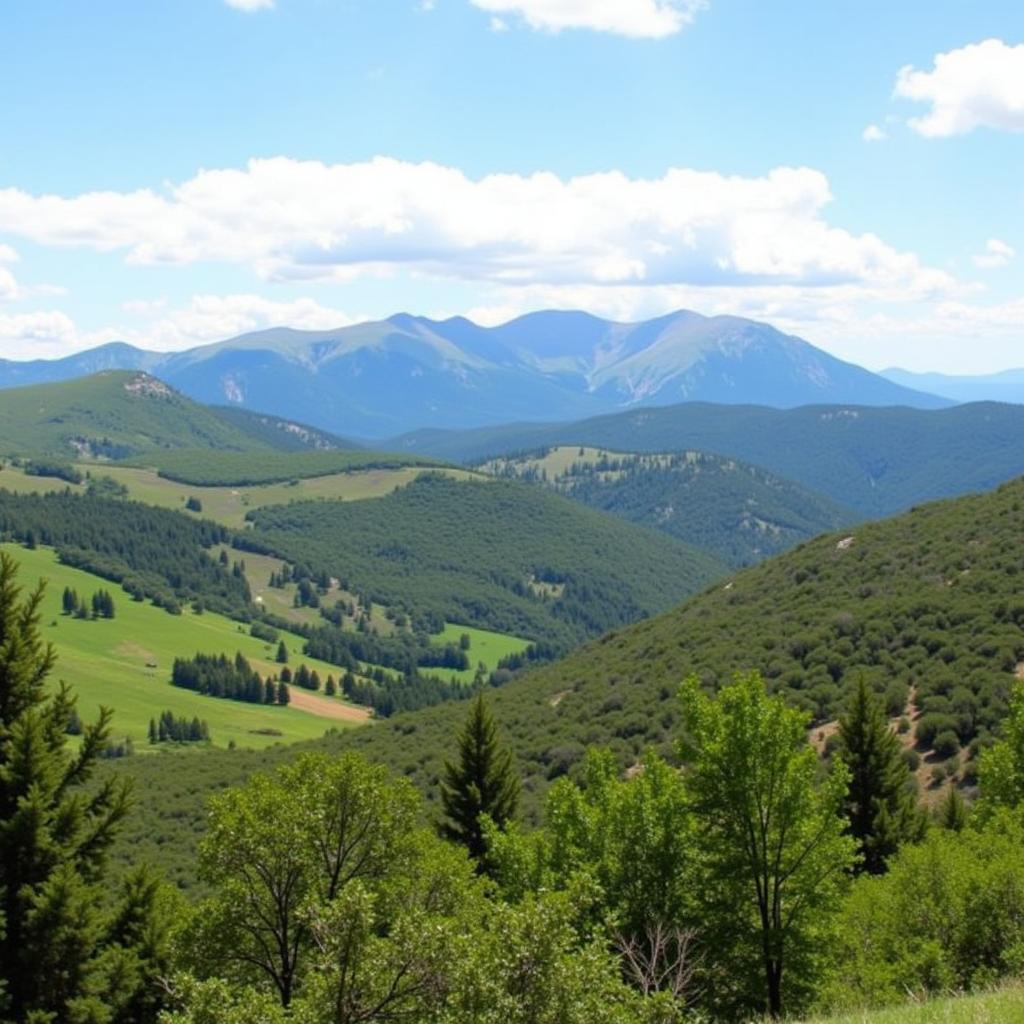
[431,621,531,683]
[1,461,476,529]
[799,987,1024,1024]
[3,543,369,750]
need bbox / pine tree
[837,676,925,874]
[276,640,289,664]
[264,678,277,704]
[0,550,159,1019]
[148,717,158,744]
[277,681,290,705]
[938,785,968,831]
[440,691,519,866]
[325,675,337,697]
[61,586,76,615]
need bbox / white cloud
[973,238,1015,269]
[0,311,82,359]
[468,0,705,38]
[862,123,887,142]
[0,244,19,263]
[895,39,1024,137]
[224,0,275,10]
[489,16,509,31]
[0,156,953,300]
[0,268,19,303]
[137,293,353,349]
[0,294,354,361]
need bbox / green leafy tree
[176,752,486,1018]
[836,676,924,874]
[0,550,170,1022]
[980,678,1024,810]
[441,691,519,865]
[680,672,855,1019]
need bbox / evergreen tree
[325,675,337,697]
[277,681,290,706]
[0,550,165,1020]
[837,676,925,874]
[440,691,519,865]
[938,785,968,832]
[149,717,158,744]
[276,640,288,664]
[61,585,77,615]
[264,678,277,705]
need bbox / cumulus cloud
[0,311,82,359]
[224,0,275,10]
[973,238,1015,269]
[862,123,887,142]
[468,0,705,38]
[895,39,1024,137]
[0,157,953,300]
[0,294,354,361]
[138,293,354,348]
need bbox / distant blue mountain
[0,310,949,436]
[882,367,1024,405]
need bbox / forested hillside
[483,446,852,567]
[393,401,1024,517]
[102,475,1024,886]
[0,489,249,617]
[335,475,1024,800]
[243,473,725,646]
[0,371,376,460]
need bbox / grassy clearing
[3,543,369,750]
[85,464,475,528]
[796,987,1024,1024]
[1,463,478,529]
[431,622,531,683]
[0,465,86,496]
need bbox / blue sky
[1,0,1022,371]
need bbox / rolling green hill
[243,473,726,647]
[392,401,1024,518]
[2,543,369,750]
[0,371,413,462]
[336,475,1024,803]
[128,446,449,486]
[0,371,271,458]
[95,475,1024,889]
[482,445,853,567]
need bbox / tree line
[171,652,291,706]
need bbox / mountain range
[883,367,1024,405]
[0,310,949,437]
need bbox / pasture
[3,543,370,751]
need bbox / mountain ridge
[0,309,949,436]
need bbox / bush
[826,814,1024,1008]
[933,730,961,761]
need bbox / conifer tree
[0,550,162,1019]
[440,691,519,865]
[938,785,968,831]
[276,640,288,664]
[837,676,925,874]
[277,681,290,705]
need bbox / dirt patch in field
[115,641,158,665]
[286,689,372,724]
